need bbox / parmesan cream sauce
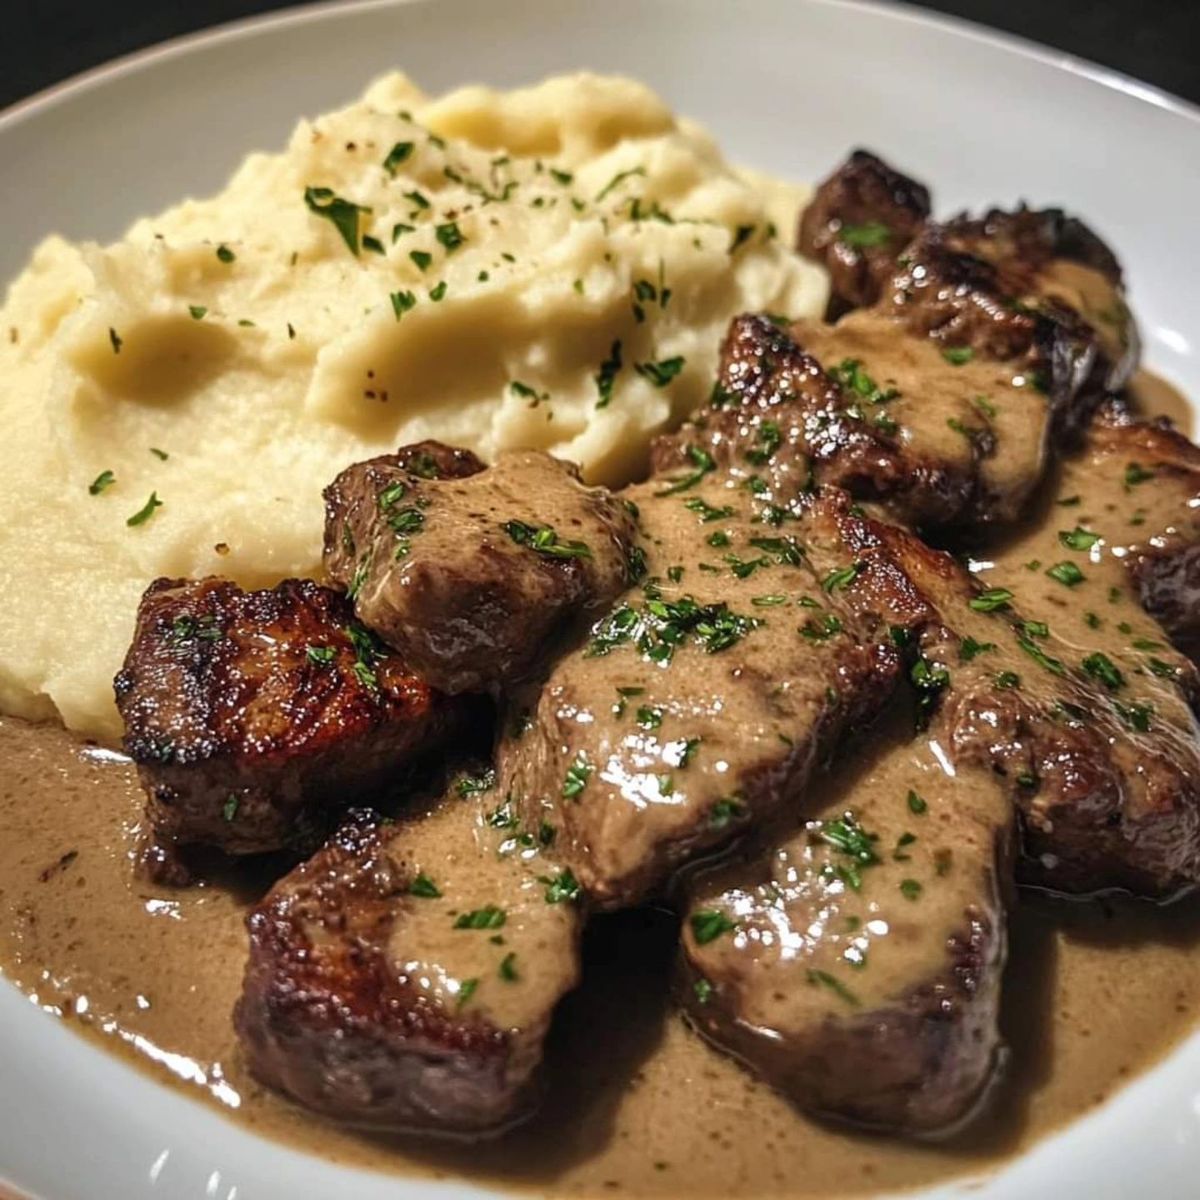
[0,374,1195,1199]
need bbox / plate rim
[2,0,1198,136]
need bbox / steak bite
[810,494,1200,900]
[499,476,903,910]
[114,577,457,864]
[797,148,932,315]
[324,444,642,694]
[679,696,1011,1136]
[235,790,582,1135]
[654,312,1054,531]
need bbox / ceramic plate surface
[1,2,1198,1197]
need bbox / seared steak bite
[811,495,1200,900]
[324,445,642,694]
[940,207,1138,392]
[114,577,457,863]
[500,476,903,910]
[654,312,1052,531]
[236,792,582,1135]
[679,697,1011,1136]
[797,149,932,315]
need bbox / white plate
[1,2,1198,1197]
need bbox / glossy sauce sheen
[0,377,1196,1197]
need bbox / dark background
[2,0,1198,111]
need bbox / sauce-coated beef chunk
[324,442,642,694]
[236,797,581,1135]
[798,148,932,314]
[114,577,457,864]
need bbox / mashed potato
[0,72,826,739]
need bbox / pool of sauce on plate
[0,371,1195,1198]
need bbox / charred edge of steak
[235,810,524,1135]
[678,897,1005,1135]
[797,148,933,315]
[942,206,1124,289]
[113,576,456,859]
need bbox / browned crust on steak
[113,577,456,859]
[235,810,522,1134]
[797,149,932,315]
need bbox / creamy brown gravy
[1129,368,1194,436]
[0,370,1197,1198]
[3,715,1200,1198]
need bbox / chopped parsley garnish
[684,497,735,523]
[690,909,736,945]
[108,327,123,354]
[636,706,663,731]
[562,754,592,800]
[456,978,479,1007]
[222,794,240,822]
[806,968,859,1006]
[822,562,864,592]
[457,768,497,798]
[595,166,646,202]
[454,905,506,930]
[800,613,843,642]
[635,356,686,388]
[1060,526,1101,552]
[969,587,1013,613]
[88,470,115,496]
[586,593,760,662]
[499,952,519,982]
[215,244,236,263]
[149,447,169,461]
[540,868,581,904]
[188,305,207,320]
[429,280,448,301]
[303,186,370,255]
[1082,652,1125,690]
[390,289,417,319]
[408,873,441,898]
[126,492,162,527]
[818,812,880,868]
[1046,561,1085,587]
[752,594,788,607]
[594,339,623,409]
[996,670,1021,689]
[972,395,998,419]
[404,189,430,210]
[655,445,715,496]
[1113,700,1154,733]
[509,380,548,404]
[942,346,974,365]
[693,978,714,1004]
[1017,633,1066,676]
[305,645,336,666]
[899,878,923,901]
[409,249,432,271]
[503,520,592,559]
[382,141,414,175]
[435,221,465,252]
[910,656,950,728]
[745,420,782,466]
[1124,463,1154,487]
[907,790,927,815]
[828,358,898,407]
[838,220,891,248]
[709,797,743,829]
[960,636,995,661]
